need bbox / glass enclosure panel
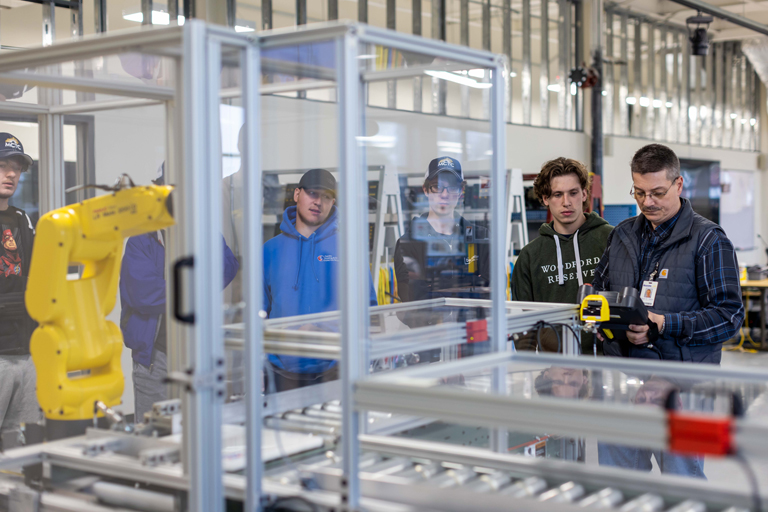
[361,39,497,372]
[259,37,340,398]
[365,354,768,481]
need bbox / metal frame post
[489,56,509,452]
[242,42,263,512]
[681,29,690,144]
[328,0,338,20]
[590,0,603,178]
[182,21,225,512]
[604,8,613,135]
[43,1,55,46]
[540,0,549,127]
[94,0,106,32]
[647,23,656,140]
[659,25,667,141]
[262,0,272,30]
[338,29,366,511]
[557,0,569,129]
[38,113,64,214]
[618,12,628,136]
[412,0,422,112]
[522,0,532,125]
[142,0,154,26]
[632,18,642,138]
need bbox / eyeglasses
[303,189,335,202]
[427,184,462,195]
[629,177,679,201]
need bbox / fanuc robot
[25,176,174,421]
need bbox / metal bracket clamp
[164,358,227,397]
[82,437,125,457]
[139,446,181,467]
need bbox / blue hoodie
[264,205,377,373]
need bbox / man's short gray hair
[630,144,681,182]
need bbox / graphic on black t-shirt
[0,228,22,277]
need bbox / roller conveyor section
[619,494,665,512]
[666,501,706,512]
[424,466,476,488]
[284,452,759,512]
[392,461,444,481]
[362,457,413,475]
[579,488,625,509]
[497,476,548,497]
[463,471,512,493]
[263,417,337,435]
[538,481,586,503]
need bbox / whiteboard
[720,169,755,251]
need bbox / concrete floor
[583,350,768,496]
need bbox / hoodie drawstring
[310,235,319,282]
[553,229,583,286]
[574,230,583,286]
[554,235,565,285]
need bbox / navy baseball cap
[299,169,336,196]
[0,133,32,171]
[425,157,463,182]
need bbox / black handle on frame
[173,256,195,324]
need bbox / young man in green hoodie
[511,157,613,352]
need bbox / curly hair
[533,157,591,210]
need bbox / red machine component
[466,319,488,344]
[667,411,733,456]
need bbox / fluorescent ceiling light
[570,82,577,96]
[424,70,492,89]
[730,112,738,119]
[666,101,673,108]
[467,69,486,79]
[510,71,517,78]
[601,90,607,96]
[652,99,662,108]
[547,84,560,92]
[689,106,698,119]
[626,96,636,105]
[700,106,708,116]
[741,118,748,124]
[750,118,757,126]
[357,54,377,60]
[638,97,650,107]
[123,9,254,32]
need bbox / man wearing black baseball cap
[0,132,40,449]
[263,168,377,391]
[393,157,491,357]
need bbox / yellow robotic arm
[25,178,174,420]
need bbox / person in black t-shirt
[0,132,40,450]
[393,157,491,360]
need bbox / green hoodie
[512,212,613,304]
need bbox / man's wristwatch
[659,316,665,335]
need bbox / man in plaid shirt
[592,143,744,477]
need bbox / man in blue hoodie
[120,165,240,421]
[263,168,377,391]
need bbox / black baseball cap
[0,133,32,171]
[425,157,463,182]
[299,169,336,196]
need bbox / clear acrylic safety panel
[258,35,340,399]
[361,37,499,372]
[366,353,768,485]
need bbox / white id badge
[640,281,659,307]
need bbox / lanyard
[647,261,660,282]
